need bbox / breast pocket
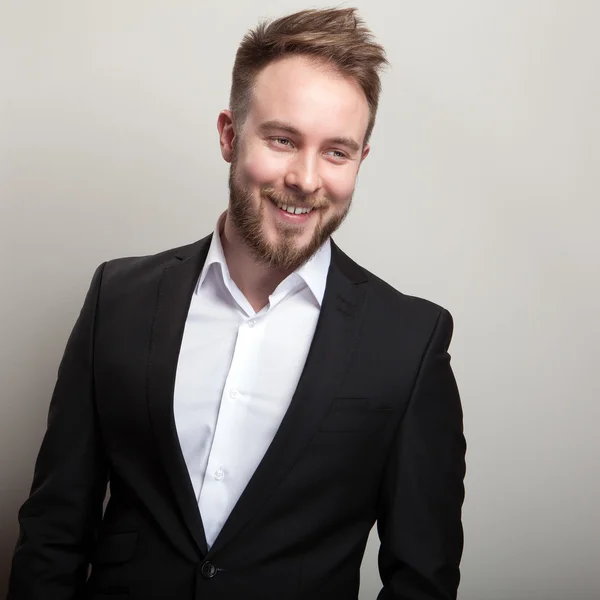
[318,397,394,432]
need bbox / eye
[272,137,293,147]
[326,150,348,160]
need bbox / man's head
[218,8,388,271]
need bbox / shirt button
[230,389,238,399]
[214,468,225,481]
[248,319,256,327]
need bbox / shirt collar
[196,211,331,307]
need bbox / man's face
[220,55,371,271]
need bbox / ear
[217,110,235,163]
[358,143,370,171]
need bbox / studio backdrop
[1,1,598,598]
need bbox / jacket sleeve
[7,262,110,600]
[376,308,466,600]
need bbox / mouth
[265,195,317,223]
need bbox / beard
[227,151,353,272]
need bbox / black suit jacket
[7,234,465,600]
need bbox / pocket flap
[331,397,393,411]
[330,397,369,410]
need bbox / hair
[229,7,389,146]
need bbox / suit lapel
[147,234,212,557]
[208,240,369,556]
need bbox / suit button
[201,561,217,579]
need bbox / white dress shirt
[173,213,331,549]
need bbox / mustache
[261,187,329,210]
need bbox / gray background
[1,1,599,598]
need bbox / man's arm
[376,308,466,600]
[7,263,110,600]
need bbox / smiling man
[7,8,466,600]
[220,52,370,288]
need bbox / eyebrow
[258,119,362,154]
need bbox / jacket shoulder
[367,267,447,319]
[333,242,449,323]
[99,235,211,289]
[356,259,455,352]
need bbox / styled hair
[229,7,388,145]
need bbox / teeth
[273,198,313,215]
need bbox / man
[7,7,465,600]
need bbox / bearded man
[7,7,466,600]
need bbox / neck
[220,212,293,312]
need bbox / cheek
[240,146,285,187]
[323,168,358,203]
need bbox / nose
[284,152,322,196]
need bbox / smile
[269,196,314,215]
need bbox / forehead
[247,55,370,144]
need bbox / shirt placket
[198,313,264,547]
